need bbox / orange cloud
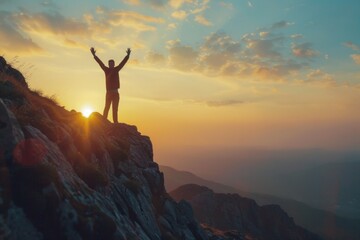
[123,0,141,5]
[292,42,318,58]
[194,15,212,26]
[0,11,43,54]
[305,69,336,87]
[13,11,89,37]
[171,10,188,20]
[106,10,165,31]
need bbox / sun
[81,106,93,118]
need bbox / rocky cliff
[0,57,321,240]
[170,184,322,240]
[0,56,208,240]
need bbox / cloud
[271,20,294,29]
[14,11,89,36]
[305,69,336,86]
[291,34,303,39]
[169,0,188,8]
[206,99,244,107]
[292,42,318,58]
[62,38,88,49]
[343,41,360,51]
[166,39,198,71]
[245,38,283,59]
[0,11,43,54]
[219,2,234,10]
[247,1,253,7]
[104,9,165,31]
[171,10,187,20]
[123,0,141,5]
[259,32,269,38]
[142,20,322,83]
[145,51,166,65]
[144,30,307,82]
[351,54,360,65]
[194,15,212,26]
[167,23,177,29]
[3,7,165,55]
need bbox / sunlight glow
[81,106,93,118]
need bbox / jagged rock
[170,184,322,240]
[0,56,28,88]
[0,57,321,240]
[0,99,25,154]
[0,60,209,239]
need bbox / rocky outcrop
[170,184,322,240]
[0,56,28,88]
[0,57,322,240]
[0,60,208,239]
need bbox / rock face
[0,60,208,239]
[170,184,322,240]
[0,58,321,240]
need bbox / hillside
[161,165,360,240]
[170,184,321,240]
[0,56,209,239]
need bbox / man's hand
[126,48,131,56]
[90,47,96,56]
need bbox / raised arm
[116,48,131,71]
[90,47,106,71]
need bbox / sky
[1,0,360,166]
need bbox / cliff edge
[0,56,208,240]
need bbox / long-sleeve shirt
[93,55,129,91]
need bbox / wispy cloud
[103,9,165,31]
[171,10,188,20]
[168,0,212,26]
[291,42,318,58]
[219,2,234,10]
[14,11,89,36]
[2,7,165,54]
[271,20,294,29]
[305,69,336,87]
[343,41,360,65]
[169,0,187,9]
[0,11,43,54]
[343,41,360,51]
[122,0,141,5]
[351,54,360,65]
[195,15,212,26]
[206,99,244,107]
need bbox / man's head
[108,59,115,68]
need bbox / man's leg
[112,92,120,123]
[103,92,111,119]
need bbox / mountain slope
[0,56,209,240]
[161,165,360,240]
[170,184,321,240]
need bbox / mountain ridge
[170,184,321,240]
[161,165,360,240]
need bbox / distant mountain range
[170,184,321,240]
[160,165,360,240]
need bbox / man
[90,47,131,123]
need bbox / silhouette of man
[90,47,131,123]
